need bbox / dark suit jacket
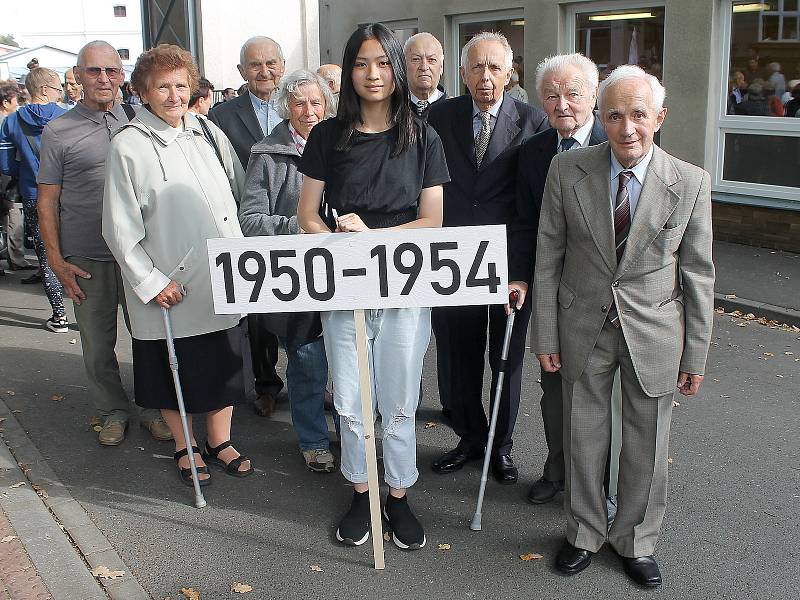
[427,93,548,228]
[208,93,263,170]
[409,86,448,121]
[508,117,607,283]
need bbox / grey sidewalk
[713,240,800,325]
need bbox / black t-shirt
[299,117,450,228]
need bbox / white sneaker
[46,315,69,333]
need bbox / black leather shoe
[431,447,481,474]
[621,555,662,587]
[527,476,564,503]
[491,454,517,484]
[555,541,593,575]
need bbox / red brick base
[713,203,800,252]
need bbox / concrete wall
[198,0,319,90]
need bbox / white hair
[239,36,284,66]
[274,69,336,120]
[460,32,513,71]
[403,32,444,57]
[598,64,666,111]
[535,53,599,101]
[76,40,122,67]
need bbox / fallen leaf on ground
[136,446,145,451]
[383,532,390,541]
[180,588,200,600]
[724,294,737,299]
[784,351,793,355]
[438,543,451,550]
[90,565,125,579]
[672,400,681,407]
[310,565,323,572]
[90,416,103,432]
[776,374,784,378]
[714,307,725,314]
[1,535,17,543]
[9,482,26,488]
[11,410,21,414]
[6,390,15,396]
[764,352,774,357]
[424,422,437,429]
[51,394,64,401]
[520,553,543,561]
[668,457,674,464]
[736,323,747,327]
[32,484,48,499]
[69,338,77,344]
[231,582,253,593]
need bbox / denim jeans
[280,336,337,451]
[321,308,431,489]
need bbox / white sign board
[207,225,508,314]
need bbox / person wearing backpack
[0,67,67,330]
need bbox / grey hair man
[533,64,714,587]
[316,64,341,95]
[404,32,447,119]
[209,35,288,418]
[509,53,610,508]
[64,67,82,108]
[427,31,548,485]
[36,40,171,446]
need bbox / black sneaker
[336,489,370,546]
[46,315,69,333]
[383,493,426,550]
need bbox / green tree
[0,34,19,47]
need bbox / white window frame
[448,8,524,96]
[714,0,800,204]
[563,0,666,56]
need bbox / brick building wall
[713,203,800,252]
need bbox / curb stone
[714,292,800,327]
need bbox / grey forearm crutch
[470,291,519,531]
[161,307,207,509]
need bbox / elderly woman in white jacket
[102,44,254,488]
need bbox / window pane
[723,133,800,186]
[729,1,800,117]
[458,19,525,93]
[575,7,665,81]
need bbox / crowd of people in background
[0,22,720,589]
[728,55,800,117]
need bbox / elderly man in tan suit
[532,65,714,588]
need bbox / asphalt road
[1,272,798,600]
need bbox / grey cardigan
[237,119,321,347]
[239,120,302,236]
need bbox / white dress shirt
[557,116,595,152]
[472,94,504,138]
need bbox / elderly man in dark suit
[209,36,286,417]
[428,32,548,484]
[508,53,608,506]
[533,65,714,587]
[404,32,448,120]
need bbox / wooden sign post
[207,226,509,569]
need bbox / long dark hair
[336,23,415,156]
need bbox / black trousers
[247,314,284,398]
[432,297,532,456]
[541,369,612,493]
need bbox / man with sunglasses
[36,41,172,447]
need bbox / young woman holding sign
[297,23,449,550]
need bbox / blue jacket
[0,103,66,200]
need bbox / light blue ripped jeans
[321,308,431,489]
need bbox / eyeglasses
[81,67,124,78]
[46,85,64,92]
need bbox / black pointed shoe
[491,454,518,484]
[527,476,564,503]
[621,555,662,587]
[431,446,482,474]
[555,541,593,575]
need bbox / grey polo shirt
[37,102,134,261]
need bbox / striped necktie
[608,170,633,328]
[416,100,429,117]
[560,137,577,152]
[475,111,491,166]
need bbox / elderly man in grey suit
[210,36,286,417]
[533,65,714,588]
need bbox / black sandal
[202,440,254,478]
[173,446,211,487]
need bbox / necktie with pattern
[416,100,429,117]
[560,137,577,152]
[608,170,633,328]
[475,111,491,166]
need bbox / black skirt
[132,319,255,413]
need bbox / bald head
[404,32,444,100]
[74,40,124,111]
[316,64,341,94]
[76,40,121,68]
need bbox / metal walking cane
[161,307,207,509]
[470,290,519,531]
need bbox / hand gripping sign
[208,225,508,568]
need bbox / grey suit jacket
[208,93,264,170]
[532,143,715,397]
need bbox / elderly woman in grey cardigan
[239,69,338,473]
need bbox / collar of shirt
[609,144,654,218]
[472,94,503,120]
[73,100,125,125]
[287,122,306,154]
[249,90,272,112]
[557,115,594,151]
[411,88,443,106]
